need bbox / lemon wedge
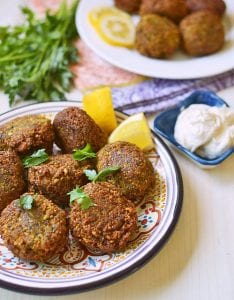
[83,87,117,134]
[89,6,135,48]
[108,113,154,151]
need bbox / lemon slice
[83,87,117,134]
[108,113,154,151]
[97,13,135,47]
[88,6,122,27]
[88,6,135,48]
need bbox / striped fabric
[112,69,234,115]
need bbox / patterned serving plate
[0,102,183,295]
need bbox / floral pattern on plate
[0,102,182,294]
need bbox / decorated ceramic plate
[0,102,183,295]
[77,0,234,79]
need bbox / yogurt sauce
[174,104,234,158]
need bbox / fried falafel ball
[69,182,138,253]
[140,0,189,23]
[0,193,68,262]
[0,115,54,156]
[53,107,107,153]
[97,141,155,201]
[28,154,92,207]
[0,150,25,212]
[180,11,225,56]
[186,0,226,16]
[135,14,180,58]
[114,0,142,14]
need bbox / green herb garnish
[84,166,120,183]
[18,194,34,210]
[0,0,79,106]
[73,144,96,161]
[23,149,49,168]
[68,187,95,210]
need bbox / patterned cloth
[112,69,234,115]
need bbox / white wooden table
[0,1,234,298]
[0,87,234,300]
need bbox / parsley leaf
[68,187,95,210]
[73,144,96,161]
[23,149,49,168]
[18,194,34,210]
[0,0,79,106]
[84,166,120,183]
[84,169,98,181]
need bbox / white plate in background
[76,0,234,79]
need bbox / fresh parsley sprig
[18,194,34,210]
[73,144,96,161]
[68,187,95,210]
[84,166,120,183]
[0,0,79,106]
[23,149,49,168]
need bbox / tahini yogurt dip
[174,104,234,158]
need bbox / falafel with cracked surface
[186,0,226,16]
[0,150,25,212]
[0,193,68,262]
[53,107,107,153]
[135,14,180,58]
[69,182,138,253]
[180,11,225,56]
[28,154,92,207]
[140,0,189,23]
[114,0,142,14]
[97,141,155,201]
[0,115,54,156]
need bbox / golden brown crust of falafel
[0,193,68,262]
[0,150,26,212]
[186,0,226,16]
[97,141,155,201]
[114,0,142,14]
[28,154,92,207]
[140,0,189,23]
[69,182,138,253]
[136,13,180,58]
[0,115,54,156]
[53,107,107,153]
[180,10,225,56]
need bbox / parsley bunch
[0,0,79,106]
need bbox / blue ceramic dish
[153,90,234,168]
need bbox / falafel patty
[0,193,68,262]
[135,14,180,58]
[140,0,189,23]
[0,150,25,212]
[0,115,54,156]
[114,0,142,14]
[97,141,155,201]
[186,0,226,16]
[28,154,92,207]
[180,10,225,56]
[69,182,138,253]
[53,107,107,153]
